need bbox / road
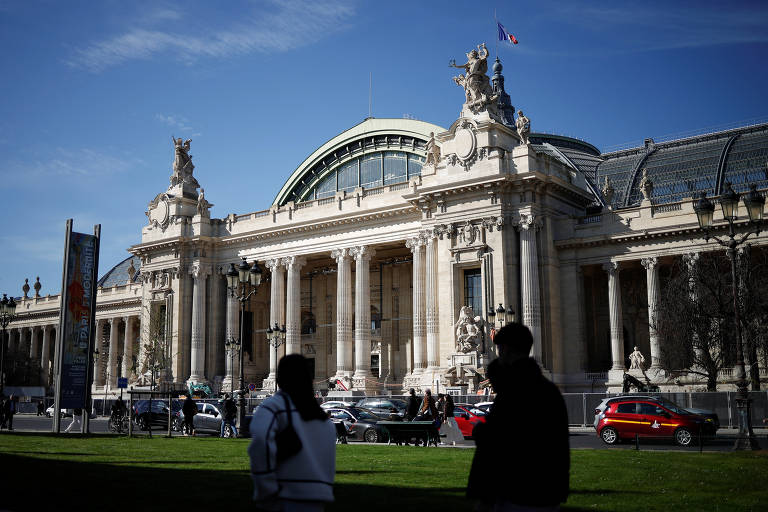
[7,415,767,451]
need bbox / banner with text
[58,232,98,408]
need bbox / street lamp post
[693,181,764,451]
[0,294,18,395]
[266,323,287,350]
[226,258,263,436]
[487,303,515,329]
[224,336,240,398]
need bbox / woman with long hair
[248,354,335,511]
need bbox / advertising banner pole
[82,224,100,434]
[52,219,73,434]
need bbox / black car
[326,407,387,443]
[132,399,182,430]
[354,398,407,418]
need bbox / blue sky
[1,0,767,296]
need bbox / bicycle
[108,413,128,434]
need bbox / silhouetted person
[467,323,569,511]
[3,395,16,430]
[406,388,420,421]
[249,354,335,511]
[220,394,238,438]
[182,395,197,436]
[37,400,44,416]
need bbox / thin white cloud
[155,113,193,132]
[66,0,356,72]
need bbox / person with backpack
[220,394,238,438]
[182,395,197,436]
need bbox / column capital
[405,237,424,252]
[602,261,620,275]
[281,255,307,270]
[109,317,119,325]
[517,212,542,231]
[264,258,283,272]
[641,257,659,271]
[190,263,211,279]
[350,245,376,262]
[330,248,349,263]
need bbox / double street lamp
[226,257,262,435]
[693,181,764,450]
[487,303,515,329]
[266,323,287,349]
[0,294,18,395]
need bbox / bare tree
[654,253,737,391]
[140,302,172,390]
[738,245,768,390]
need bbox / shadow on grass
[1,454,476,512]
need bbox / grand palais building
[6,55,768,398]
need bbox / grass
[0,434,767,511]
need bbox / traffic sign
[248,383,256,392]
[117,377,128,389]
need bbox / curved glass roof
[97,255,141,287]
[274,118,445,206]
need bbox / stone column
[108,317,119,388]
[284,256,306,356]
[381,264,393,381]
[188,264,209,384]
[331,248,353,380]
[351,246,375,387]
[29,327,39,360]
[406,237,426,374]
[122,316,135,379]
[41,325,51,386]
[424,233,440,370]
[603,262,624,371]
[684,253,704,366]
[264,259,286,386]
[641,257,662,369]
[95,319,105,386]
[519,214,543,361]
[223,279,239,391]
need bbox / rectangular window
[463,268,482,317]
[407,154,424,178]
[315,170,337,199]
[616,403,638,414]
[338,160,358,192]
[360,154,382,188]
[384,152,407,185]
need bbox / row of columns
[93,316,139,388]
[5,325,54,385]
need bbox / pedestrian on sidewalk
[182,394,197,436]
[405,388,420,421]
[220,394,238,438]
[3,395,17,431]
[36,400,44,416]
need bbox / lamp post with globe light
[225,258,263,435]
[693,181,764,450]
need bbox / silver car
[181,402,232,436]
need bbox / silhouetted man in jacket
[467,323,569,511]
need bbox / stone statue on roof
[425,132,441,168]
[450,43,498,115]
[602,177,615,206]
[516,110,531,145]
[639,168,653,201]
[170,136,199,189]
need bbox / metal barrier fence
[334,392,768,428]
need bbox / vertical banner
[53,220,100,433]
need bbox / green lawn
[0,434,766,511]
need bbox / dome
[97,255,141,288]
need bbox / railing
[295,201,315,210]
[578,214,602,225]
[253,210,269,218]
[389,182,410,192]
[364,187,384,197]
[652,203,683,215]
[318,197,335,206]
[584,372,607,381]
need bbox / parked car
[132,399,180,430]
[326,407,387,443]
[453,404,487,438]
[593,395,720,431]
[321,400,355,409]
[354,398,407,418]
[182,402,231,436]
[45,405,70,418]
[596,397,717,446]
[473,401,494,413]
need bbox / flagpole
[494,9,498,59]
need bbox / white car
[45,405,70,418]
[321,400,355,409]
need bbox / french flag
[497,22,518,44]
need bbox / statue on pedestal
[639,168,653,201]
[602,177,615,206]
[453,306,484,353]
[629,346,645,370]
[425,132,441,168]
[516,110,531,145]
[450,43,498,115]
[170,136,199,189]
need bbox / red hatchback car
[597,398,716,446]
[453,404,487,438]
